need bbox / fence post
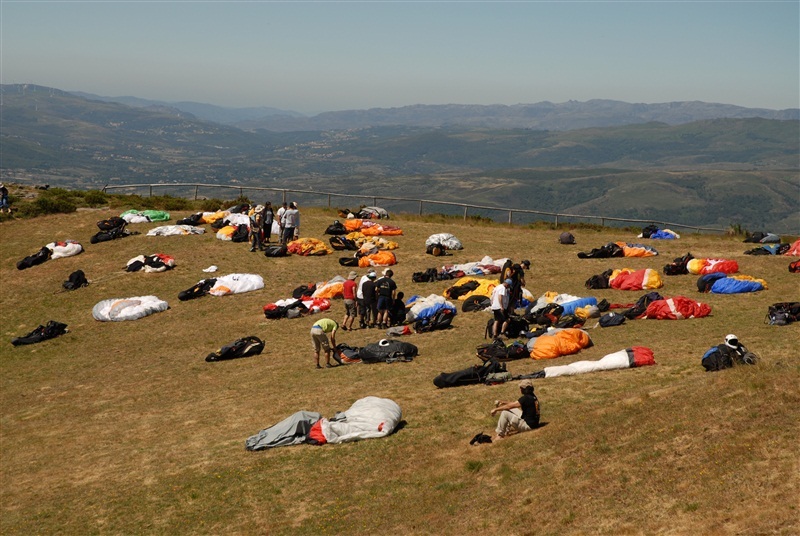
[601,218,605,227]
[282,190,286,204]
[149,185,152,197]
[554,214,558,227]
[239,187,243,198]
[508,210,513,225]
[194,185,198,200]
[464,206,468,221]
[419,200,423,216]
[373,197,377,206]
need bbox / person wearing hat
[310,318,339,369]
[490,278,513,338]
[341,271,359,331]
[249,205,265,252]
[375,269,397,329]
[491,379,540,441]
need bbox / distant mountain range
[2,84,798,232]
[68,87,798,132]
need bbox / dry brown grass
[1,206,798,535]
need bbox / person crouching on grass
[310,318,338,369]
[491,379,540,441]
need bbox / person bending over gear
[310,318,338,369]
[491,379,540,441]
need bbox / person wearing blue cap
[490,278,512,338]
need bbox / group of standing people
[490,259,530,338]
[354,268,402,330]
[310,268,403,369]
[247,201,301,251]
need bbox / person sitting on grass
[491,379,540,441]
[310,318,338,369]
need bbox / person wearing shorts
[491,279,512,338]
[375,269,397,329]
[310,318,338,369]
[341,271,358,330]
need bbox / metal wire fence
[102,182,728,234]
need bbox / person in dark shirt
[491,379,540,441]
[361,271,379,328]
[389,291,407,326]
[374,268,397,329]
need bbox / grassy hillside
[1,201,799,535]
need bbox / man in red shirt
[341,271,358,330]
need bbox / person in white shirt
[356,269,376,328]
[490,279,512,338]
[276,202,288,242]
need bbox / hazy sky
[2,1,798,114]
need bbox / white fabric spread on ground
[321,397,402,444]
[92,296,169,321]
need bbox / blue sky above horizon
[2,1,798,115]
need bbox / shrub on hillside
[30,189,78,215]
[199,198,224,212]
[159,195,192,211]
[82,190,108,207]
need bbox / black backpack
[11,320,69,346]
[462,295,491,312]
[484,315,529,338]
[264,245,289,257]
[585,269,613,290]
[599,312,626,327]
[433,359,506,388]
[447,281,480,299]
[765,302,800,325]
[414,309,455,333]
[178,278,217,301]
[96,216,126,231]
[358,340,418,364]
[330,236,358,251]
[412,268,439,283]
[641,224,659,238]
[325,221,347,235]
[702,344,758,371]
[697,273,727,293]
[527,303,565,327]
[663,252,694,275]
[426,243,446,256]
[205,336,265,362]
[63,270,89,290]
[476,339,528,362]
[177,213,204,226]
[17,246,52,270]
[623,292,664,320]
